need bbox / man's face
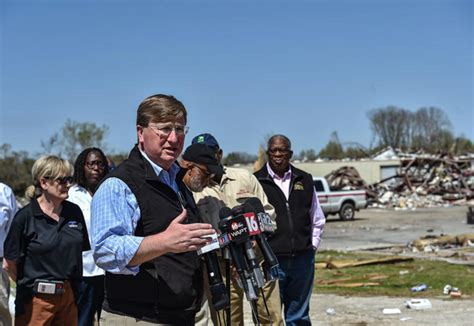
[137,117,186,170]
[267,138,292,175]
[184,163,214,192]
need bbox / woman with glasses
[3,155,89,326]
[68,148,109,326]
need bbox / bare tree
[41,133,60,154]
[42,119,109,161]
[367,106,412,150]
[412,107,453,152]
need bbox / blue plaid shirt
[91,153,180,275]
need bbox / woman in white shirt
[68,148,109,326]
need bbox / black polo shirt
[3,198,90,295]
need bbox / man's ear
[216,149,224,162]
[136,125,144,145]
[180,159,191,169]
[289,150,293,159]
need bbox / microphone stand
[224,248,231,326]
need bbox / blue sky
[1,0,472,157]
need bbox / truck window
[313,180,324,192]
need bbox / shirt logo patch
[68,221,78,228]
[293,182,305,191]
[235,190,253,199]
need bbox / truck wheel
[339,202,355,221]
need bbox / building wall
[241,159,401,184]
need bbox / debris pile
[410,233,474,251]
[324,166,378,198]
[324,154,474,208]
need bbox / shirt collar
[139,149,180,181]
[31,197,44,217]
[208,166,233,187]
[266,162,292,181]
[71,184,87,193]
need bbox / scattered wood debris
[411,233,474,250]
[317,256,413,269]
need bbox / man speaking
[91,94,215,325]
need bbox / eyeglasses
[148,123,189,137]
[268,148,292,155]
[191,164,214,178]
[45,176,74,185]
[85,160,106,169]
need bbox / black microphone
[218,207,258,301]
[197,233,230,310]
[242,198,280,282]
[232,204,266,289]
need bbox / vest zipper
[286,201,295,256]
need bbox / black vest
[254,165,314,255]
[102,146,202,325]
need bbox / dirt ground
[244,206,474,325]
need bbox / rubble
[411,233,474,250]
[324,166,379,198]
[323,153,474,208]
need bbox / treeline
[1,106,472,195]
[367,106,472,153]
[301,106,473,161]
[0,144,35,197]
[0,120,118,196]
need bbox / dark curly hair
[73,147,109,191]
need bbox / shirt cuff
[121,236,144,274]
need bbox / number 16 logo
[244,213,260,235]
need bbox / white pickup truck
[313,177,367,221]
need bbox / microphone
[197,233,230,310]
[231,205,266,289]
[242,198,280,282]
[218,207,258,301]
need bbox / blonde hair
[25,155,73,200]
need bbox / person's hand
[162,209,215,253]
[230,265,240,284]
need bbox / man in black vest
[254,134,326,326]
[91,94,215,325]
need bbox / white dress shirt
[68,184,105,277]
[0,182,17,258]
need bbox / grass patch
[314,250,474,298]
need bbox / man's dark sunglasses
[191,164,215,178]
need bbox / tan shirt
[193,167,276,231]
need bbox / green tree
[0,143,34,196]
[299,149,318,162]
[108,152,128,169]
[452,136,474,155]
[223,152,257,166]
[344,146,368,159]
[319,131,344,160]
